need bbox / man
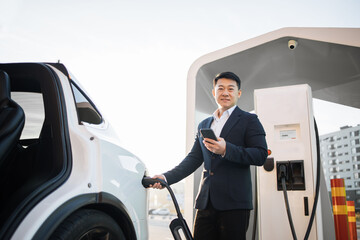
[151,72,267,240]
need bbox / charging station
[254,84,322,240]
[184,28,358,238]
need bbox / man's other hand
[150,175,166,189]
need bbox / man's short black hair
[213,72,241,90]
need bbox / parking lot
[149,215,360,239]
[148,215,177,240]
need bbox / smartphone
[200,128,218,141]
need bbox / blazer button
[210,171,214,176]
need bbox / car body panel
[8,64,148,239]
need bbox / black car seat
[0,70,25,169]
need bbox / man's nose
[222,90,229,96]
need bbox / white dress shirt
[211,105,237,137]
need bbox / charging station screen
[280,130,297,140]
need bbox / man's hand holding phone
[200,128,226,156]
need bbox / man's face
[212,78,242,110]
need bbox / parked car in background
[151,208,170,216]
[0,62,148,240]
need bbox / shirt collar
[213,105,237,120]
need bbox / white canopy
[187,27,360,116]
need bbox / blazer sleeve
[163,131,204,185]
[224,114,268,166]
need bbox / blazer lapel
[203,117,213,129]
[220,106,243,139]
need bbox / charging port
[277,160,305,191]
[290,160,305,190]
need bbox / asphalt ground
[148,215,176,240]
[149,215,360,239]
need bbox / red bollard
[331,178,350,240]
[347,201,357,240]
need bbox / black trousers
[193,201,250,240]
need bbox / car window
[71,82,102,125]
[11,92,45,140]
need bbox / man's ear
[212,89,215,97]
[238,90,242,98]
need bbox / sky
[1,0,360,175]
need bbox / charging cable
[279,164,298,240]
[304,119,321,240]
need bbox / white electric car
[0,63,148,240]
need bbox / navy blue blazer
[164,106,268,210]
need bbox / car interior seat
[0,70,26,228]
[0,70,25,169]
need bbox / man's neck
[217,108,226,118]
[217,105,236,118]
